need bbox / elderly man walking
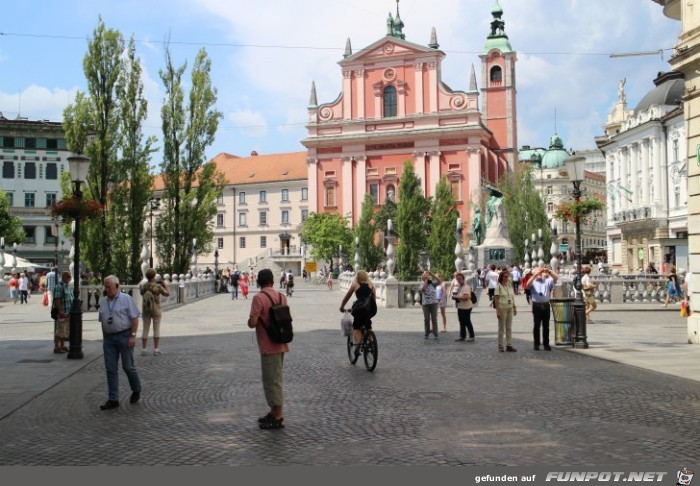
[97,275,142,411]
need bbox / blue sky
[0,0,679,162]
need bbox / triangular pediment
[341,36,442,65]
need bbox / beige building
[154,151,309,275]
[652,0,700,343]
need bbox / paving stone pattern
[0,284,698,465]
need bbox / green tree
[63,18,124,278]
[395,160,430,280]
[109,37,159,283]
[299,212,353,265]
[496,165,551,263]
[427,177,458,277]
[157,46,224,274]
[0,190,25,245]
[355,193,383,271]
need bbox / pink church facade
[302,2,518,228]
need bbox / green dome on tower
[540,133,570,169]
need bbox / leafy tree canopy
[299,212,353,265]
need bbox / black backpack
[261,291,294,344]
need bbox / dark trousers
[457,308,474,339]
[532,302,550,347]
[512,281,520,295]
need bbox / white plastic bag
[341,311,353,337]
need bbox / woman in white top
[435,272,448,333]
[18,273,29,304]
[452,272,475,342]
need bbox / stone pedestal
[0,279,6,302]
[384,277,400,308]
[688,314,700,344]
[476,242,515,269]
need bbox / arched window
[490,66,503,84]
[383,86,397,117]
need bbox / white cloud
[228,109,268,138]
[0,85,79,121]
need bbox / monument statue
[470,208,483,247]
[485,187,504,229]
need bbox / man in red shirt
[248,268,289,429]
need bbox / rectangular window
[217,238,224,249]
[216,194,224,205]
[46,139,58,150]
[369,183,378,204]
[450,180,460,200]
[239,212,247,226]
[281,189,289,201]
[546,186,553,195]
[259,190,267,203]
[24,162,36,179]
[240,236,246,248]
[301,188,308,200]
[216,213,224,227]
[239,191,246,204]
[24,226,35,244]
[260,236,267,248]
[325,187,336,207]
[301,209,308,222]
[3,161,13,178]
[46,193,57,207]
[259,211,267,225]
[45,162,58,180]
[281,210,289,224]
[674,185,681,208]
[25,138,36,149]
[45,226,57,245]
[547,202,553,213]
[7,192,13,206]
[25,193,35,208]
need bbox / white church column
[659,133,668,210]
[356,70,365,119]
[343,70,353,120]
[354,156,367,224]
[652,137,662,206]
[341,156,353,220]
[414,63,424,114]
[414,151,427,195]
[606,154,614,221]
[428,151,441,198]
[619,148,628,210]
[467,146,481,204]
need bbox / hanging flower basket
[50,196,103,221]
[553,197,604,224]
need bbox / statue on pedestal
[470,208,483,247]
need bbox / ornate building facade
[302,2,517,228]
[596,71,687,273]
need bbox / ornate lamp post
[66,153,91,360]
[148,197,160,268]
[565,155,589,349]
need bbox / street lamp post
[148,197,160,269]
[66,153,91,360]
[565,155,589,349]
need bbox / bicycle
[346,325,378,371]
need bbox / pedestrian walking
[662,266,682,307]
[45,267,57,308]
[97,275,142,411]
[526,266,558,351]
[248,269,288,430]
[494,270,517,352]
[8,273,18,304]
[139,269,170,356]
[420,270,440,339]
[435,272,448,333]
[486,264,498,308]
[240,271,250,299]
[510,265,521,295]
[52,271,73,354]
[451,272,475,342]
[581,266,597,323]
[18,273,29,304]
[230,271,240,300]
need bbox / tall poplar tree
[158,46,224,274]
[427,177,459,278]
[110,37,158,283]
[395,160,430,280]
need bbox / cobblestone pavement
[0,283,698,466]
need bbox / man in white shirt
[486,264,498,308]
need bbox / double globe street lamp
[66,153,91,360]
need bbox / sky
[0,0,681,163]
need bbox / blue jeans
[103,331,141,401]
[231,284,238,299]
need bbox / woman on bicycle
[339,270,377,356]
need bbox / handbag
[42,291,49,307]
[341,311,353,336]
[470,290,478,305]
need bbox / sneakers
[141,349,148,356]
[100,400,119,410]
[466,337,475,342]
[506,345,517,352]
[130,391,141,404]
[544,345,552,351]
[154,349,161,356]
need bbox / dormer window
[383,85,397,117]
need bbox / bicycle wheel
[363,330,378,371]
[347,334,359,365]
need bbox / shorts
[55,318,69,339]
